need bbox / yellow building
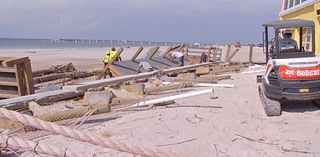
[280,0,320,54]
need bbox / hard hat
[111,47,116,51]
[106,51,110,54]
[282,30,292,35]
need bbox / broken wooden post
[131,47,144,61]
[161,65,168,70]
[185,44,189,56]
[249,44,253,64]
[148,46,160,60]
[225,49,239,62]
[208,47,212,59]
[161,45,173,58]
[177,44,185,52]
[96,47,123,80]
[226,45,231,60]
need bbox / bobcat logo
[285,69,295,76]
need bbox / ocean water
[0,38,194,50]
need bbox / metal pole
[265,26,269,63]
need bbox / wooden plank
[130,47,143,61]
[226,49,240,62]
[161,45,173,58]
[147,46,160,60]
[226,45,231,60]
[185,44,189,56]
[0,67,15,73]
[0,93,20,99]
[0,81,18,86]
[249,44,253,64]
[109,65,124,76]
[0,56,16,63]
[177,44,185,52]
[14,63,26,96]
[3,57,29,67]
[22,60,34,95]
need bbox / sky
[0,0,280,45]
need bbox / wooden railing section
[0,57,34,99]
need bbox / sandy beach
[2,45,320,156]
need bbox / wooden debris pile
[32,63,93,84]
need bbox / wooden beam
[226,45,231,60]
[109,65,123,76]
[3,57,30,67]
[225,49,239,62]
[22,60,34,94]
[185,44,189,56]
[0,93,20,99]
[14,63,25,96]
[0,81,18,86]
[249,44,253,64]
[161,45,173,58]
[177,44,185,52]
[130,47,144,61]
[147,46,160,60]
[0,67,15,73]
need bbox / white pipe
[196,83,235,88]
[241,70,265,74]
[132,88,214,107]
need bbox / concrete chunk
[196,66,210,75]
[29,101,50,116]
[82,90,116,106]
[120,83,145,95]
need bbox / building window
[284,0,289,10]
[283,0,310,11]
[289,0,294,8]
[302,28,312,51]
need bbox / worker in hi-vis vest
[110,47,122,61]
[102,51,113,78]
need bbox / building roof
[262,19,314,29]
